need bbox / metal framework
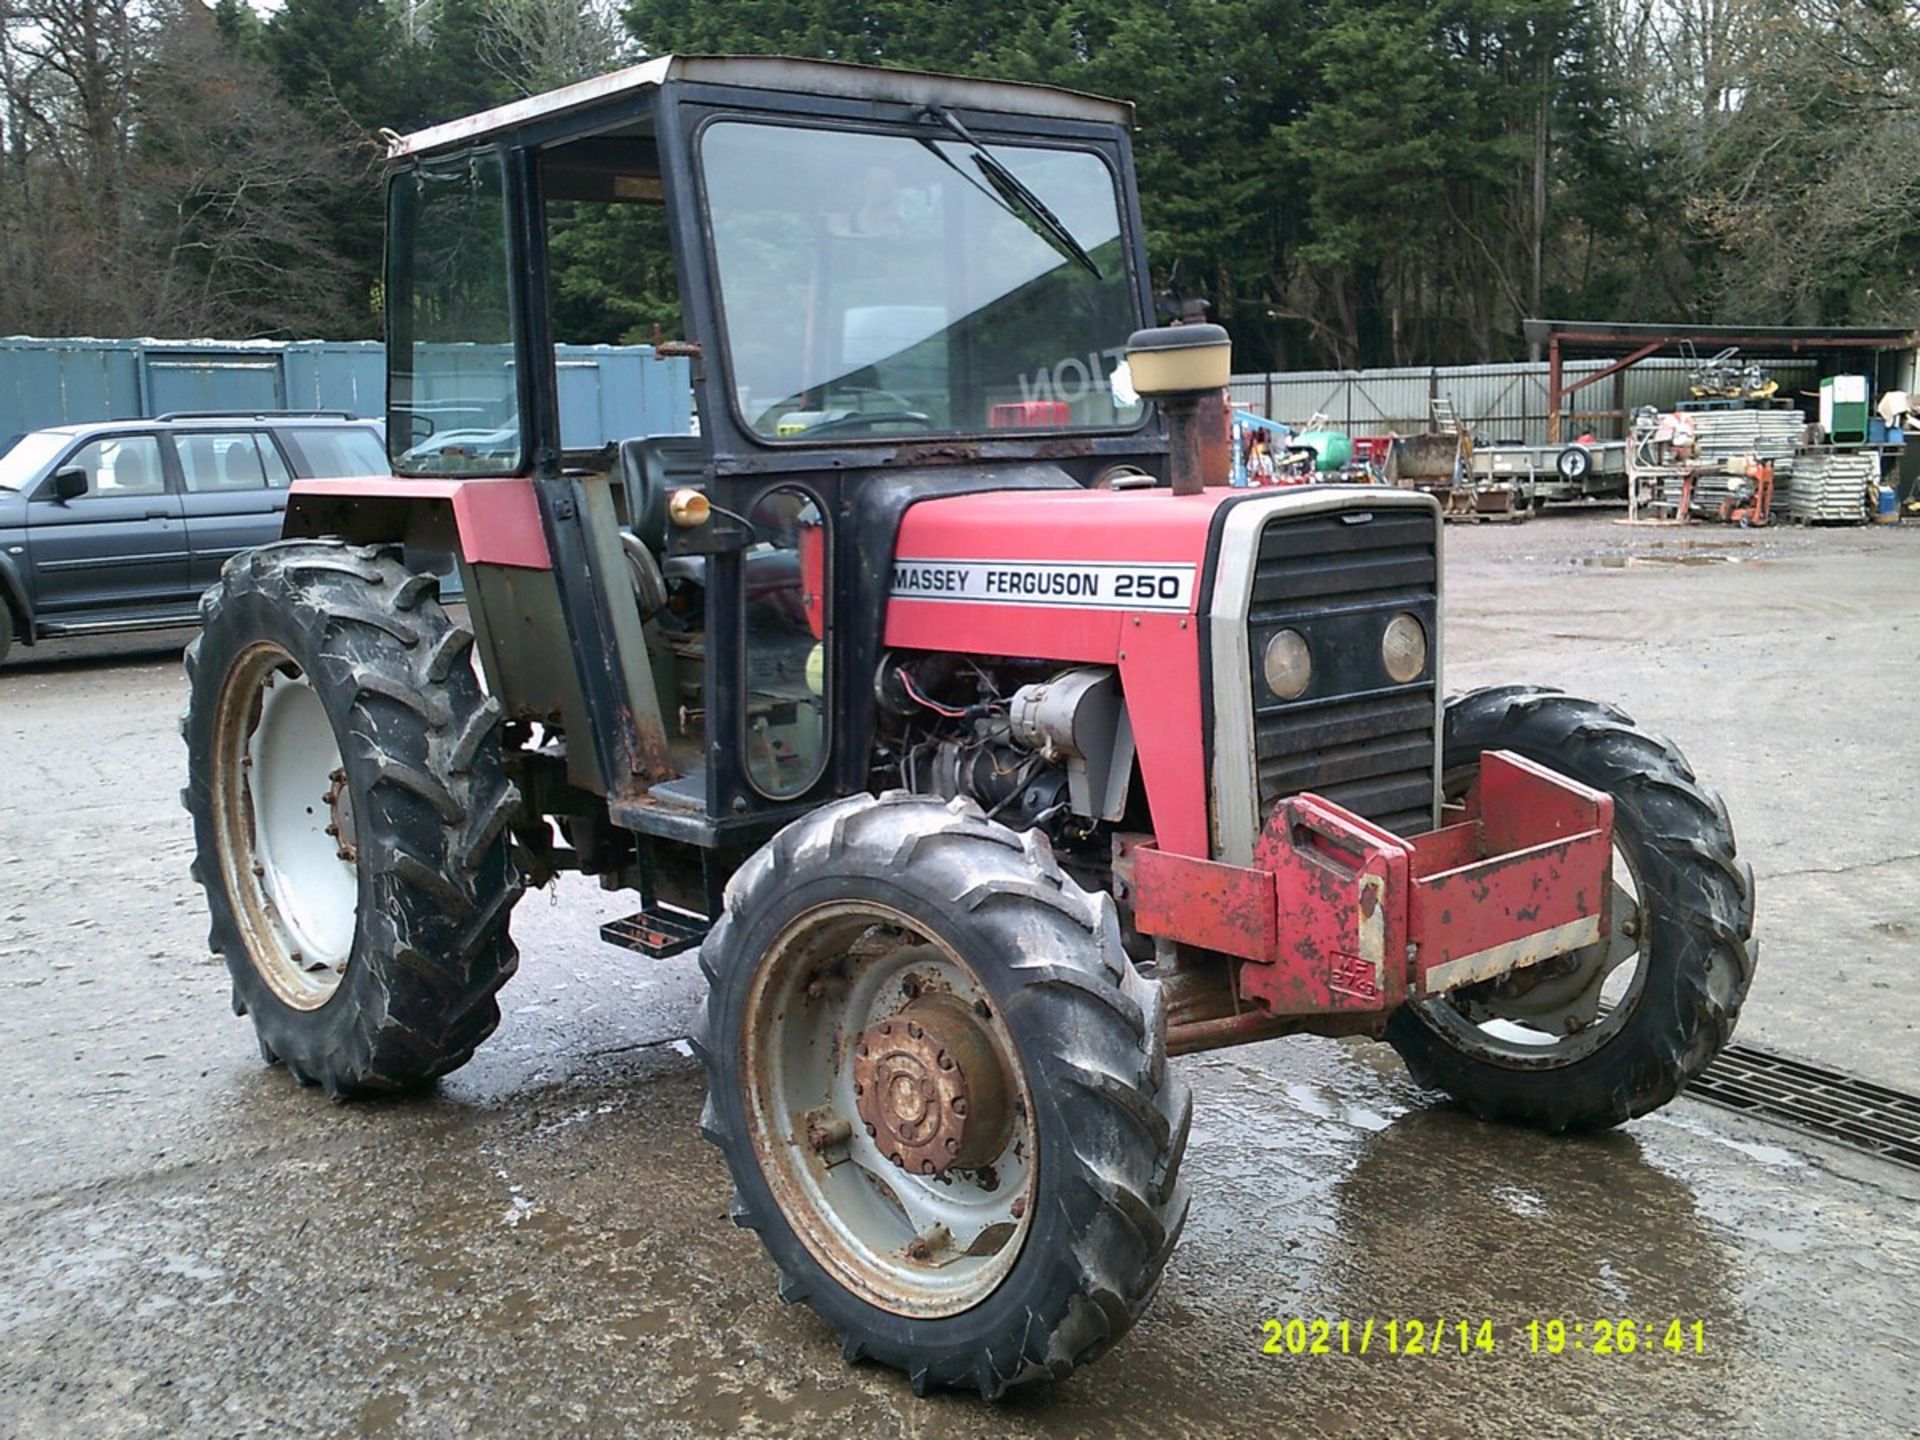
[1524,319,1917,443]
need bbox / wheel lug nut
[1011,1196,1026,1219]
[907,1022,923,1040]
[806,1115,852,1154]
[864,1122,877,1138]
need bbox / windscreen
[700,121,1144,442]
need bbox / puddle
[1579,552,1764,569]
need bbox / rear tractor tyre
[1386,686,1756,1132]
[697,792,1191,1398]
[182,540,522,1096]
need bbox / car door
[174,430,291,591]
[24,432,192,622]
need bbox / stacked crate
[1787,450,1877,523]
[1685,409,1806,512]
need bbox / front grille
[1246,508,1439,835]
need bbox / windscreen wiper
[920,105,1103,281]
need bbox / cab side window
[57,435,165,497]
[176,432,292,492]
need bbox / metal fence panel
[1231,356,1825,444]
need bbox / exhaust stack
[1125,324,1232,496]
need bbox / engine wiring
[896,666,972,719]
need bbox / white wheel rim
[212,644,359,1010]
[1420,837,1650,1066]
[741,901,1037,1318]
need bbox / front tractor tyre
[1386,686,1756,1132]
[183,540,522,1097]
[697,792,1191,1398]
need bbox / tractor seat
[616,435,704,549]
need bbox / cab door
[25,433,192,622]
[173,430,291,590]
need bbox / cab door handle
[144,509,171,521]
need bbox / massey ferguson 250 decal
[890,558,1197,612]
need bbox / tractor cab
[352,56,1169,898]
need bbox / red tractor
[181,57,1755,1397]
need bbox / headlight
[1381,612,1428,684]
[1262,629,1312,700]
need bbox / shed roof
[1524,318,1915,356]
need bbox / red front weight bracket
[1131,751,1615,1018]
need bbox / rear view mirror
[52,468,87,502]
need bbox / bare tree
[475,0,626,93]
[0,0,364,337]
[132,1,367,335]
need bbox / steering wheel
[758,382,937,438]
[816,383,936,435]
[801,409,934,437]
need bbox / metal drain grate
[1686,1044,1920,1170]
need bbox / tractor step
[600,906,710,958]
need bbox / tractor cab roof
[387,54,1136,162]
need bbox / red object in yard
[289,475,550,570]
[1129,750,1614,1017]
[990,400,1070,429]
[1349,435,1394,467]
[798,518,826,640]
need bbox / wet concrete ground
[2,514,1918,1437]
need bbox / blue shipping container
[0,336,692,446]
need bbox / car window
[277,426,391,480]
[176,432,291,492]
[57,435,166,498]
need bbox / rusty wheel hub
[851,997,1010,1178]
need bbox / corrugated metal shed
[0,336,693,445]
[1231,358,1819,446]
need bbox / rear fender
[283,476,549,569]
[284,475,662,802]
